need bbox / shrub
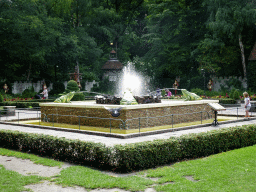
[49,82,65,95]
[0,94,3,102]
[191,88,204,96]
[66,80,79,93]
[1,124,256,172]
[219,98,236,104]
[232,89,240,100]
[22,87,36,98]
[71,92,85,101]
[91,78,115,95]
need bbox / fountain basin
[40,100,217,129]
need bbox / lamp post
[201,69,205,96]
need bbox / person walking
[243,92,251,118]
[41,87,48,99]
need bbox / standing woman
[243,92,251,118]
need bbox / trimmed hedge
[0,100,54,108]
[0,102,40,108]
[0,125,256,172]
[71,92,85,101]
[219,98,236,104]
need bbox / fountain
[95,62,160,105]
[40,62,218,131]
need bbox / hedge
[0,102,40,108]
[219,98,237,104]
[0,124,256,172]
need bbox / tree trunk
[239,33,247,79]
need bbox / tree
[140,0,208,86]
[200,0,256,78]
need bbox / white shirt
[244,97,251,107]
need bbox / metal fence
[218,104,256,118]
[1,104,252,134]
[0,107,213,133]
[0,107,41,122]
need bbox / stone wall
[41,103,214,129]
[211,76,247,92]
[12,81,53,95]
[12,80,98,94]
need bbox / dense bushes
[66,80,79,93]
[0,102,40,108]
[22,87,37,98]
[49,82,65,95]
[0,94,3,102]
[1,124,256,172]
[71,92,85,101]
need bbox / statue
[3,84,8,93]
[173,80,179,95]
[120,88,138,105]
[207,79,213,91]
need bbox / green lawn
[0,145,256,191]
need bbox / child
[41,87,48,99]
[243,92,251,118]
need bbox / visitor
[41,87,48,99]
[166,89,172,98]
[243,92,251,118]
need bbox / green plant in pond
[182,89,202,101]
[54,92,75,103]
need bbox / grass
[0,148,63,168]
[23,117,233,134]
[53,167,154,191]
[0,165,43,192]
[140,145,256,191]
[1,145,256,191]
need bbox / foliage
[71,92,85,101]
[226,78,243,90]
[229,88,241,100]
[66,80,79,93]
[219,98,236,104]
[2,123,256,172]
[0,102,40,108]
[91,78,116,95]
[21,87,36,98]
[191,88,204,96]
[247,61,256,91]
[0,94,3,103]
[0,0,255,91]
[49,82,65,96]
[195,0,256,77]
